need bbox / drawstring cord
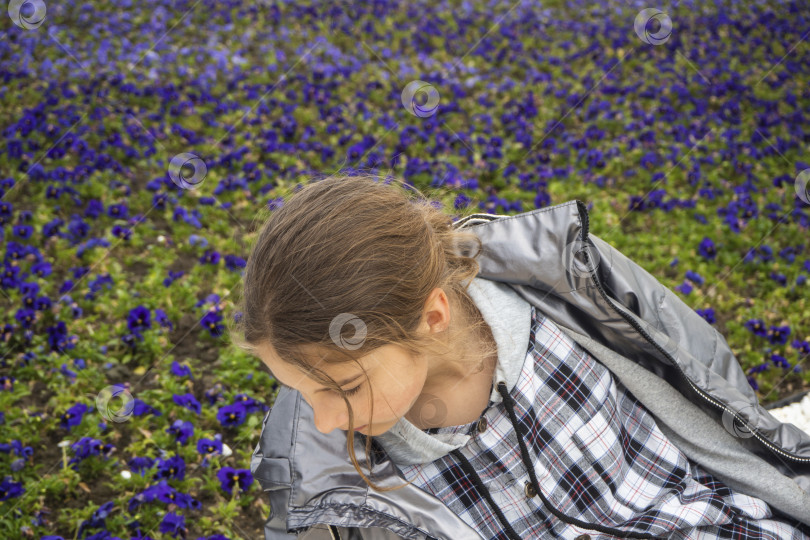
[451,381,654,539]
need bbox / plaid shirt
[398,306,810,540]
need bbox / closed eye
[276,381,363,396]
[341,384,362,396]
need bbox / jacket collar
[373,276,533,467]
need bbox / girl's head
[230,173,496,491]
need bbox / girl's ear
[421,287,451,334]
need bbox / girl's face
[257,342,431,436]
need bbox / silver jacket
[250,199,810,539]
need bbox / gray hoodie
[373,276,533,467]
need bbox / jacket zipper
[573,200,810,465]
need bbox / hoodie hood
[373,276,533,467]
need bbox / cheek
[377,361,427,418]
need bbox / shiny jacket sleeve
[586,230,810,466]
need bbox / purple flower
[108,203,129,219]
[0,375,14,391]
[60,403,89,431]
[0,476,24,501]
[200,309,225,337]
[771,354,791,369]
[204,383,224,405]
[170,361,193,379]
[232,393,262,414]
[159,511,186,538]
[154,308,173,331]
[748,362,770,375]
[127,305,152,333]
[216,466,253,495]
[163,270,185,288]
[695,307,715,324]
[128,456,156,475]
[154,455,186,481]
[224,254,246,272]
[216,403,247,427]
[684,270,704,286]
[769,271,787,286]
[166,419,194,445]
[68,437,115,468]
[674,281,693,295]
[791,339,810,356]
[744,319,767,337]
[767,325,791,345]
[199,249,221,265]
[188,234,208,248]
[172,393,201,415]
[131,398,162,417]
[77,501,115,538]
[197,435,223,457]
[697,237,717,260]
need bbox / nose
[311,400,348,434]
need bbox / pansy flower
[767,325,791,345]
[196,435,223,457]
[154,308,173,331]
[200,309,224,337]
[128,456,156,475]
[0,476,24,501]
[153,455,186,481]
[127,305,152,334]
[170,360,193,379]
[172,393,202,415]
[697,237,717,260]
[166,419,194,445]
[216,466,253,495]
[68,437,115,468]
[232,393,262,414]
[131,398,162,417]
[60,403,88,431]
[744,319,767,337]
[77,501,115,538]
[216,403,247,427]
[159,511,186,538]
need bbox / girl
[232,174,810,539]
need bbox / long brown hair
[229,173,498,491]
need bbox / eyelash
[341,384,362,396]
[277,382,362,396]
